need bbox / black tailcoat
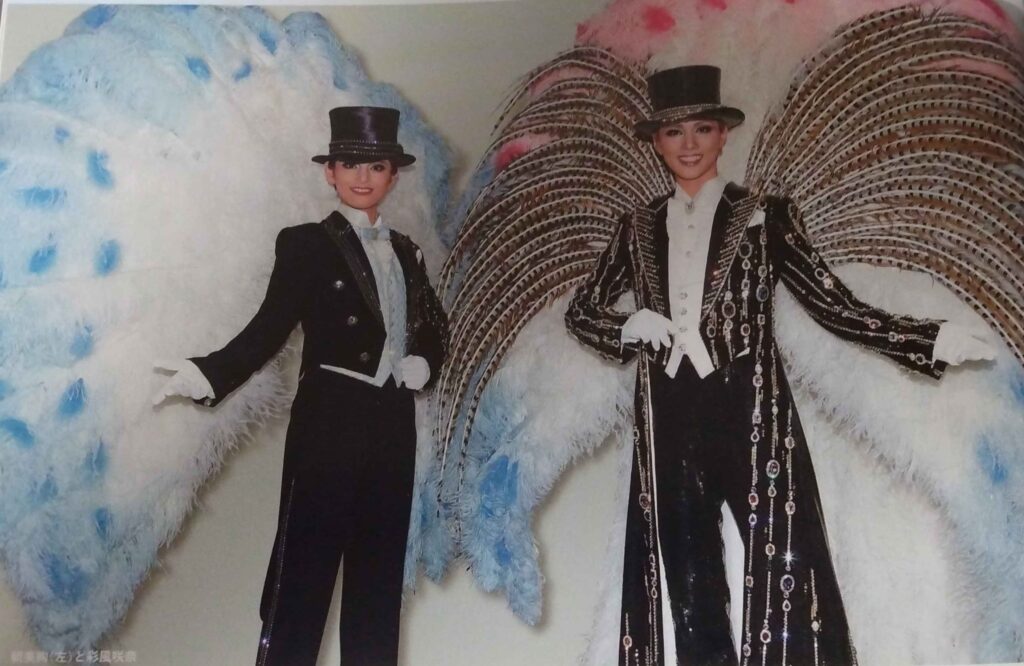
[190,211,448,666]
[566,183,944,666]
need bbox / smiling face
[324,159,397,222]
[651,118,728,197]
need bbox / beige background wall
[0,2,617,665]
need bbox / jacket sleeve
[565,215,641,364]
[411,248,449,391]
[771,198,946,379]
[189,227,307,406]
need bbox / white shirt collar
[672,175,727,209]
[337,201,382,230]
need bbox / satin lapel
[389,233,420,335]
[700,183,758,321]
[322,211,384,326]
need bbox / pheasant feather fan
[747,6,1024,367]
[434,1,1024,663]
[435,47,670,498]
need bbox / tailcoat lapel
[322,211,385,326]
[700,183,759,321]
[389,233,421,336]
[632,194,672,319]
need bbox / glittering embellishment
[765,543,776,556]
[749,492,760,507]
[761,628,772,644]
[785,501,796,515]
[785,436,796,450]
[766,459,781,479]
[748,513,758,527]
[780,574,795,593]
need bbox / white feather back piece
[0,6,450,649]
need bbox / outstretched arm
[565,217,642,363]
[772,198,949,378]
[188,227,307,406]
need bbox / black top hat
[312,106,416,167]
[634,65,745,140]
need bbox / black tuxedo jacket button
[333,279,344,290]
[347,315,359,326]
[359,352,371,363]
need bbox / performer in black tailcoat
[565,66,994,666]
[153,106,448,666]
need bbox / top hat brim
[634,104,745,140]
[311,149,416,167]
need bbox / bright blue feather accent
[0,380,12,400]
[0,418,34,447]
[186,57,211,81]
[54,127,70,144]
[232,61,252,81]
[95,240,120,275]
[58,379,87,418]
[42,552,89,603]
[259,30,278,55]
[81,5,118,29]
[495,539,512,567]
[87,150,114,188]
[94,508,111,541]
[85,442,108,479]
[29,243,58,274]
[480,456,518,518]
[21,187,65,210]
[70,325,94,359]
[977,437,1009,485]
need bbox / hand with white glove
[152,359,215,405]
[397,355,430,391]
[622,309,679,352]
[932,322,997,366]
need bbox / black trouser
[256,371,416,666]
[643,355,854,665]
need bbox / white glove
[932,322,997,366]
[622,309,678,352]
[152,359,215,405]
[397,355,430,391]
